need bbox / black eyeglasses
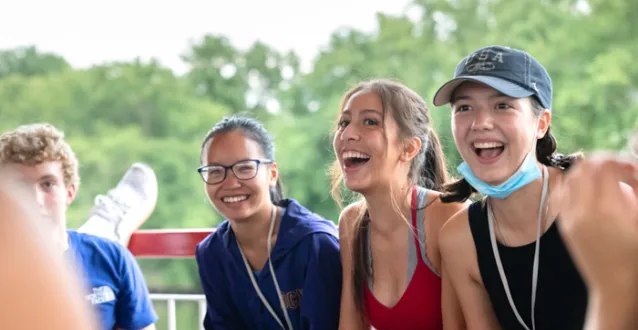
[197,159,273,185]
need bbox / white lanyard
[237,206,293,330]
[487,165,550,330]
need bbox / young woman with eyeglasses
[194,115,342,330]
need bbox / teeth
[473,142,504,149]
[222,195,248,203]
[343,151,371,160]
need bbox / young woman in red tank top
[331,79,468,330]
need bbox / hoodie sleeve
[300,233,343,330]
[195,243,245,330]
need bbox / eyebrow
[204,159,253,167]
[341,108,383,115]
[38,174,59,182]
[451,91,510,103]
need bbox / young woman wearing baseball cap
[433,45,591,330]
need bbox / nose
[340,122,361,142]
[34,186,46,208]
[222,169,242,188]
[471,108,494,131]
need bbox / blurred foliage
[1,0,636,328]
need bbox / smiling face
[333,90,411,193]
[201,130,278,221]
[451,82,550,185]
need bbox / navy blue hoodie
[196,199,342,330]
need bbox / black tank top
[468,200,588,330]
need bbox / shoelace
[92,191,133,232]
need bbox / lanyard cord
[487,166,550,330]
[237,206,294,330]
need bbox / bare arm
[423,193,469,329]
[0,172,98,330]
[441,263,466,330]
[584,284,638,330]
[337,203,369,330]
[439,210,502,330]
[557,156,638,330]
[434,201,469,330]
[423,192,469,272]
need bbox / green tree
[0,2,634,328]
[182,35,302,117]
[0,46,70,78]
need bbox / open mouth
[221,195,249,203]
[473,141,504,161]
[342,151,371,169]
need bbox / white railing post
[167,299,176,330]
[198,300,207,330]
[150,293,206,330]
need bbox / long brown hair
[440,97,584,203]
[329,79,449,320]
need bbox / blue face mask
[457,122,542,199]
[457,152,540,199]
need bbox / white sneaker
[78,163,158,246]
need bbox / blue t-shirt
[66,230,158,330]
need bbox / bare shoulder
[438,204,474,255]
[425,190,471,231]
[438,204,484,283]
[338,201,365,239]
[439,205,501,329]
[337,201,370,330]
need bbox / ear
[268,162,279,188]
[536,108,551,139]
[400,137,422,162]
[65,183,77,207]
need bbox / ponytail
[440,179,475,203]
[270,179,285,205]
[419,129,449,191]
[535,127,583,170]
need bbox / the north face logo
[85,286,116,305]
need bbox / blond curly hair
[0,123,80,188]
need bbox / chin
[473,167,512,186]
[343,177,373,194]
[222,208,257,222]
[461,155,508,185]
[214,200,258,222]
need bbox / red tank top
[363,187,443,330]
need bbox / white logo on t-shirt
[85,286,116,305]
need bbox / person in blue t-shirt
[195,115,342,330]
[0,123,158,330]
[0,165,99,330]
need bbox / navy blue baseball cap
[432,45,553,110]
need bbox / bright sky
[2,0,412,74]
